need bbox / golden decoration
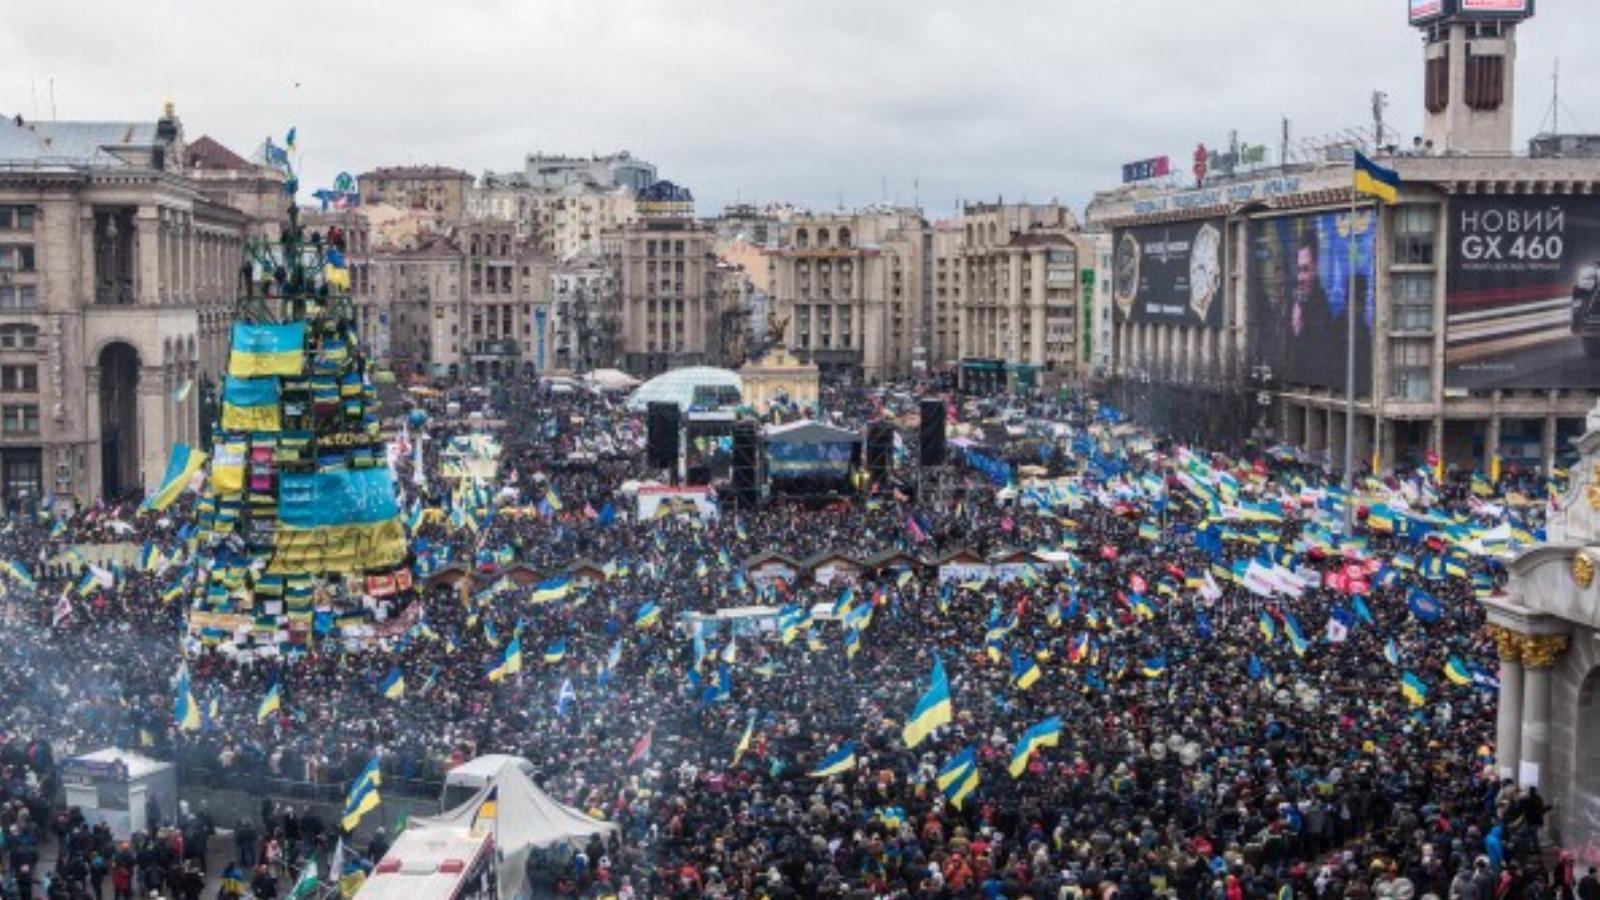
[1486,624,1524,663]
[1519,634,1570,670]
[1587,463,1600,510]
[1574,549,1597,590]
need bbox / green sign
[1081,268,1095,287]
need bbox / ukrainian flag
[635,601,661,630]
[140,444,208,512]
[808,743,857,778]
[938,747,980,809]
[341,757,382,831]
[903,658,954,748]
[731,711,758,766]
[1008,716,1063,778]
[1353,151,1401,204]
[1140,656,1168,678]
[257,681,282,722]
[175,666,201,732]
[1010,650,1042,691]
[543,639,567,664]
[487,636,523,682]
[530,575,572,604]
[228,322,306,377]
[1400,671,1428,707]
[1283,614,1309,657]
[380,668,406,700]
[0,560,35,590]
[1258,611,1276,642]
[1443,657,1473,686]
[845,626,862,658]
[221,376,282,432]
[139,542,163,571]
[544,487,563,512]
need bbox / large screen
[766,440,854,480]
[1459,0,1531,15]
[1111,219,1226,327]
[1445,195,1600,389]
[1409,0,1446,23]
[1247,209,1377,393]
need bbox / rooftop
[186,135,252,171]
[0,115,160,168]
[360,165,472,181]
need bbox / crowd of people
[0,375,1596,900]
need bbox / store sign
[1121,156,1171,184]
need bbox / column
[137,366,166,495]
[1485,401,1502,477]
[135,208,160,305]
[1541,413,1558,476]
[1488,625,1524,781]
[84,367,103,504]
[1517,633,1569,791]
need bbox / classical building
[356,165,473,220]
[1086,0,1599,472]
[1480,402,1600,855]
[766,208,927,384]
[0,107,268,506]
[954,202,1094,392]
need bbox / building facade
[766,208,927,384]
[356,165,473,220]
[551,254,612,372]
[608,214,725,376]
[0,108,265,507]
[930,221,964,371]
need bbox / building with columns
[1481,402,1600,855]
[1086,0,1600,471]
[0,107,266,508]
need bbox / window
[0,325,38,350]
[1391,272,1434,332]
[1390,339,1433,400]
[2,404,38,435]
[0,366,35,392]
[0,206,35,230]
[1392,205,1435,265]
[0,246,35,272]
[0,286,37,311]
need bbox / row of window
[0,286,38,311]
[0,206,35,231]
[2,405,37,435]
[0,246,36,272]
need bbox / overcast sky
[3,0,1592,219]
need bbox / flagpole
[1341,163,1360,534]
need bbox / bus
[353,825,497,900]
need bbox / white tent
[414,761,617,900]
[584,368,641,392]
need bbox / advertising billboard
[1459,0,1531,15]
[1445,195,1600,389]
[1121,156,1171,184]
[1248,209,1377,393]
[1111,219,1226,327]
[1409,0,1446,23]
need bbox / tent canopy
[626,366,742,412]
[415,761,617,900]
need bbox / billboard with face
[1111,219,1226,328]
[1248,209,1377,393]
[1446,195,1600,389]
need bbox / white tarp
[414,762,617,900]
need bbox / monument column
[1517,632,1569,789]
[1488,625,1524,781]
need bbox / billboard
[1111,219,1226,327]
[1445,195,1600,389]
[1248,209,1377,393]
[1459,0,1531,15]
[1122,156,1171,184]
[1409,0,1532,22]
[1409,0,1446,23]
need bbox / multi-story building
[456,221,552,382]
[0,106,270,506]
[470,173,641,262]
[1087,0,1599,475]
[930,221,964,371]
[357,165,473,220]
[954,202,1094,391]
[607,182,729,376]
[766,208,927,384]
[488,151,657,194]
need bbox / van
[439,754,536,812]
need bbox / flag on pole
[731,711,758,766]
[175,665,202,732]
[341,757,382,831]
[902,657,953,748]
[1353,151,1401,204]
[808,743,857,778]
[257,681,282,722]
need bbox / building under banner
[1087,0,1600,477]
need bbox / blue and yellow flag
[141,444,208,512]
[903,657,954,748]
[220,376,282,433]
[937,747,979,809]
[1140,656,1169,678]
[486,636,522,682]
[1008,716,1062,778]
[380,668,406,700]
[1400,671,1428,707]
[341,756,382,831]
[257,681,282,722]
[1010,650,1042,690]
[1353,151,1401,204]
[808,743,857,778]
[1257,611,1276,642]
[635,601,661,630]
[731,710,758,767]
[1283,613,1309,656]
[543,639,567,664]
[1443,657,1472,686]
[228,322,306,377]
[174,665,201,732]
[530,575,572,604]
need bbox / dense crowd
[1,377,1597,900]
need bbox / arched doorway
[98,342,140,500]
[1575,667,1600,866]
